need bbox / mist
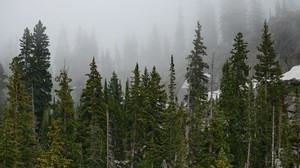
[1,0,300,101]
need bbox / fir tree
[128,63,143,168]
[107,72,125,162]
[53,68,81,167]
[185,21,209,167]
[20,21,53,135]
[215,148,233,168]
[140,66,167,167]
[78,57,106,167]
[0,56,39,167]
[164,55,177,166]
[37,120,71,168]
[219,32,250,167]
[253,20,283,168]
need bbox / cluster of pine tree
[0,19,299,168]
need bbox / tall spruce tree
[0,57,39,167]
[19,21,53,135]
[164,55,177,166]
[140,67,167,167]
[219,32,250,167]
[128,63,144,168]
[107,72,125,163]
[47,67,81,167]
[253,20,283,168]
[77,57,106,167]
[185,21,209,167]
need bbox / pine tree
[0,56,39,167]
[215,148,233,168]
[19,27,33,87]
[20,21,53,135]
[127,63,144,168]
[37,120,71,168]
[107,72,125,162]
[163,55,177,166]
[140,66,167,167]
[253,20,283,168]
[53,67,81,167]
[219,32,250,167]
[185,21,209,167]
[78,57,106,167]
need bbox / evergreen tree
[0,57,39,167]
[127,63,144,168]
[19,21,53,134]
[53,68,81,167]
[164,55,177,166]
[107,72,125,162]
[219,32,250,167]
[253,20,283,168]
[140,67,167,167]
[215,148,233,168]
[37,120,71,168]
[185,21,209,167]
[77,57,106,167]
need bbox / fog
[0,0,299,101]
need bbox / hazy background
[1,0,299,101]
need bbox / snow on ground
[282,65,300,81]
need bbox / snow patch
[282,65,300,81]
[207,90,220,100]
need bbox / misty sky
[0,0,294,73]
[0,0,200,56]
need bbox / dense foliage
[0,18,299,168]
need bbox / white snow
[207,90,220,100]
[282,65,300,81]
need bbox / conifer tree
[164,55,177,166]
[53,67,81,167]
[219,32,250,167]
[19,21,53,134]
[19,27,33,87]
[140,67,167,167]
[253,20,283,168]
[185,21,209,167]
[107,72,125,162]
[215,148,233,168]
[128,63,143,168]
[37,120,71,168]
[78,57,106,167]
[0,57,39,167]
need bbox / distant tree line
[0,17,299,168]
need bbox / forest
[0,0,300,168]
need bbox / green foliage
[78,57,106,167]
[219,32,250,167]
[37,120,71,168]
[215,148,232,168]
[18,21,53,135]
[185,21,209,111]
[0,56,39,167]
[52,68,81,167]
[107,72,125,162]
[253,20,284,168]
[185,21,209,167]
